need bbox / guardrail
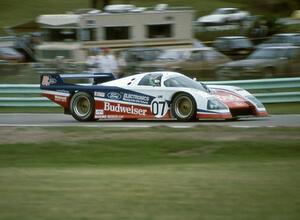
[204,77,300,90]
[0,77,299,107]
[205,77,300,103]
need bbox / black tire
[70,92,95,122]
[171,93,196,121]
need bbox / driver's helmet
[149,75,161,86]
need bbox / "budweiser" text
[104,102,147,116]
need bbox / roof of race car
[102,71,184,86]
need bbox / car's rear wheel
[70,92,95,122]
[171,93,196,121]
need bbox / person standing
[86,48,99,73]
[97,47,118,76]
[94,47,118,84]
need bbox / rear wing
[40,73,116,88]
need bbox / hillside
[0,0,249,34]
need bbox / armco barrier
[204,77,300,90]
[0,77,299,107]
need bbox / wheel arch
[66,89,94,109]
[170,91,198,121]
[171,91,195,103]
[69,91,96,122]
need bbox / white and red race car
[40,71,268,121]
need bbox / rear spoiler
[40,72,116,88]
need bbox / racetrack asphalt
[0,114,299,128]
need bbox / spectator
[93,48,118,84]
[115,50,127,77]
[54,56,65,73]
[86,48,99,73]
[97,47,119,77]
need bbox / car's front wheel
[70,92,95,122]
[171,93,196,121]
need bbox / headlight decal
[207,98,228,110]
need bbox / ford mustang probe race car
[40,71,268,122]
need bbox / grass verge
[0,127,299,220]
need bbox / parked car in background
[140,47,231,78]
[217,45,300,79]
[197,8,249,25]
[0,47,24,63]
[122,48,163,70]
[104,4,146,13]
[213,36,254,59]
[257,33,300,48]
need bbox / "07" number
[151,99,168,118]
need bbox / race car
[40,71,268,122]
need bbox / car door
[178,50,204,71]
[131,73,173,118]
[287,48,300,74]
[203,50,229,70]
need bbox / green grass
[0,127,299,220]
[264,102,300,114]
[0,107,63,113]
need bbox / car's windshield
[213,9,235,14]
[164,76,209,92]
[229,38,252,48]
[0,47,18,55]
[248,48,298,59]
[157,51,189,61]
[125,49,162,62]
[292,35,300,45]
[268,35,291,44]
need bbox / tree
[90,0,111,9]
[252,0,300,16]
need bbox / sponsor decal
[96,115,107,119]
[57,90,69,94]
[54,95,67,102]
[150,98,168,118]
[216,93,244,102]
[94,91,105,97]
[104,102,147,116]
[107,92,122,100]
[95,109,104,115]
[122,93,150,105]
[41,75,57,86]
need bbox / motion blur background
[0,0,300,84]
[0,2,300,220]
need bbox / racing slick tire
[171,93,196,122]
[70,92,95,122]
